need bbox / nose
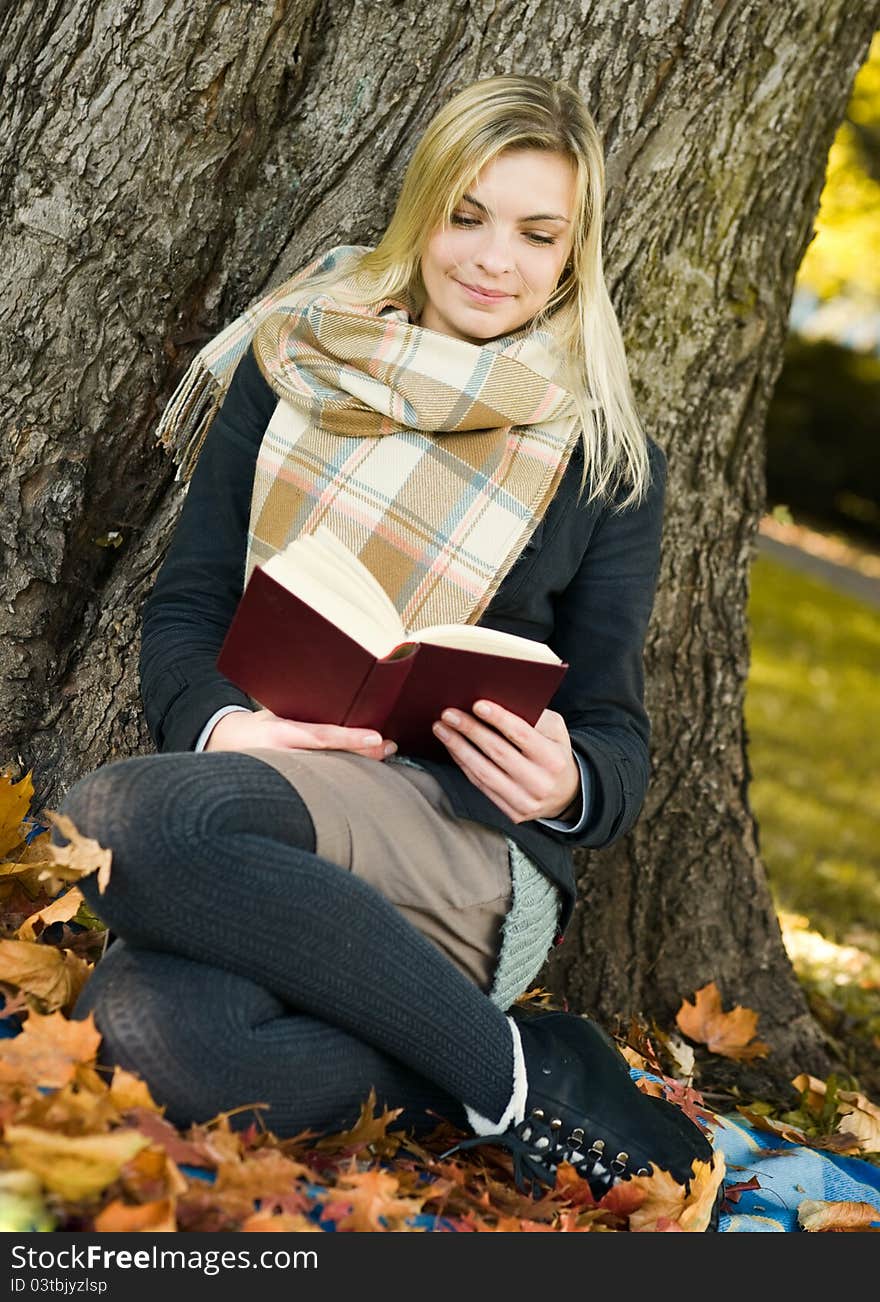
[474,224,514,275]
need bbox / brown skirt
[235,747,513,993]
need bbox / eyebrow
[460,192,571,224]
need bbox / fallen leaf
[120,1145,188,1202]
[215,1148,317,1199]
[314,1088,405,1157]
[791,1073,828,1116]
[663,1033,696,1082]
[110,1067,163,1115]
[39,811,112,895]
[16,888,84,941]
[661,1080,717,1128]
[93,1198,176,1232]
[676,982,769,1061]
[736,1107,809,1145]
[835,1090,880,1154]
[0,939,92,1013]
[127,1109,215,1168]
[620,1044,653,1073]
[320,1165,427,1231]
[4,1125,150,1200]
[0,1009,101,1087]
[797,1199,880,1232]
[627,1153,725,1233]
[633,1075,665,1098]
[0,772,34,858]
[241,1211,323,1232]
[722,1175,761,1208]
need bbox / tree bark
[2,0,877,1093]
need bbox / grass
[745,549,880,1062]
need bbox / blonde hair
[304,74,651,511]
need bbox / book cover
[217,566,569,761]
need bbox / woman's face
[418,148,577,344]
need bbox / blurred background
[748,31,880,1086]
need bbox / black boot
[444,1007,720,1227]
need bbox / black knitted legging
[55,751,515,1137]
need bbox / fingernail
[364,734,382,746]
[383,742,397,756]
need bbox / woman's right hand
[204,708,397,760]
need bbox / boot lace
[439,1109,650,1200]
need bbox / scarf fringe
[155,356,225,485]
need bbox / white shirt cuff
[535,750,593,834]
[194,705,252,752]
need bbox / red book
[217,526,569,762]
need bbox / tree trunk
[2,0,877,1093]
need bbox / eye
[525,233,556,246]
[451,213,480,227]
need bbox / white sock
[463,1015,528,1136]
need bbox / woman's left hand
[431,700,580,824]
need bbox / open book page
[261,526,406,660]
[260,525,561,665]
[410,623,561,664]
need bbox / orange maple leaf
[314,1088,405,1157]
[675,982,769,1061]
[627,1153,726,1233]
[0,1008,101,1088]
[320,1166,428,1232]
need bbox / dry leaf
[320,1166,427,1232]
[4,1124,150,1200]
[797,1198,880,1232]
[0,771,34,859]
[93,1198,177,1232]
[620,1045,653,1073]
[791,1073,828,1115]
[241,1211,323,1232]
[0,938,92,1013]
[835,1091,880,1154]
[736,1107,809,1145]
[110,1067,163,1115]
[39,811,112,895]
[15,887,84,941]
[215,1149,316,1199]
[0,1009,101,1087]
[627,1154,725,1233]
[314,1088,405,1157]
[675,982,769,1061]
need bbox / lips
[457,280,512,302]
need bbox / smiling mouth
[457,281,512,302]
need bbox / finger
[470,700,556,758]
[278,730,393,762]
[284,723,387,751]
[433,721,550,818]
[451,750,531,824]
[438,706,557,791]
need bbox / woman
[58,75,715,1209]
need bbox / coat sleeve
[138,344,276,752]
[540,438,668,849]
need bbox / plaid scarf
[156,244,580,630]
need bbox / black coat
[139,343,668,940]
